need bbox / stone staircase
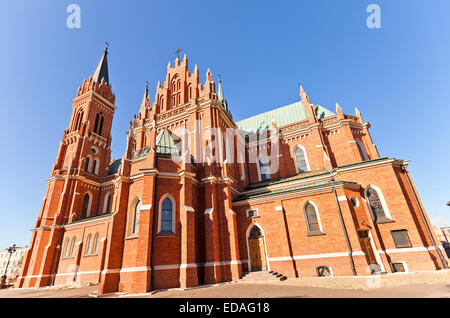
[238,271,287,283]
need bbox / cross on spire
[174,48,182,59]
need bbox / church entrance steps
[238,271,288,283]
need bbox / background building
[434,226,450,243]
[0,246,27,285]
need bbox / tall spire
[217,74,229,112]
[139,81,149,114]
[92,45,109,84]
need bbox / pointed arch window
[62,238,70,258]
[92,158,99,175]
[356,139,369,161]
[187,84,192,99]
[98,115,104,136]
[85,234,92,255]
[131,200,141,235]
[93,112,104,136]
[81,193,91,218]
[249,225,263,238]
[74,110,84,131]
[366,186,392,223]
[304,202,324,235]
[171,78,182,107]
[142,133,147,149]
[69,237,76,257]
[85,157,91,172]
[92,159,97,175]
[159,195,175,234]
[104,193,112,214]
[92,233,100,254]
[258,156,270,181]
[294,146,309,173]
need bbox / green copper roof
[108,159,122,175]
[236,101,335,134]
[156,128,180,155]
[233,180,356,202]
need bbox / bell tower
[53,46,116,180]
[16,47,117,288]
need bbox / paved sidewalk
[1,271,448,298]
[236,270,450,290]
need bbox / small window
[391,230,412,248]
[294,146,309,173]
[350,197,359,207]
[356,139,369,161]
[85,234,92,255]
[249,225,263,238]
[367,187,391,223]
[160,197,174,233]
[317,266,332,277]
[392,262,407,273]
[69,237,77,257]
[131,200,142,235]
[104,193,112,213]
[92,158,99,175]
[304,202,322,234]
[81,193,91,218]
[62,238,70,258]
[85,157,91,172]
[259,156,270,181]
[247,209,259,218]
[93,112,104,136]
[92,233,100,254]
[74,110,84,131]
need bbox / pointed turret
[138,82,150,115]
[336,102,345,119]
[92,46,109,84]
[298,83,316,123]
[355,107,363,123]
[217,74,229,112]
[299,83,310,104]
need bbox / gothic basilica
[16,47,448,294]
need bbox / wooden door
[249,237,267,271]
[359,231,377,265]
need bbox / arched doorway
[247,224,268,271]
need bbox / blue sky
[0,0,449,249]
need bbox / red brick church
[16,47,448,294]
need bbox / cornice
[72,90,117,111]
[235,157,402,202]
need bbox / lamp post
[1,244,16,289]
